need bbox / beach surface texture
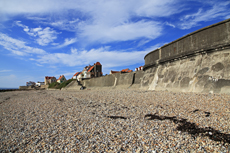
[0,90,229,152]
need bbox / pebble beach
[0,90,229,152]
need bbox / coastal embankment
[0,90,229,152]
[64,19,230,94]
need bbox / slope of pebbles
[0,90,229,152]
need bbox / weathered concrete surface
[65,71,144,90]
[62,80,82,90]
[143,19,230,93]
[144,18,230,70]
[113,72,134,89]
[83,75,115,87]
[142,49,230,93]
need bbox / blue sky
[0,0,230,88]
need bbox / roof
[57,75,64,81]
[45,76,56,79]
[73,72,80,76]
[111,68,133,74]
[87,66,94,72]
[95,62,101,65]
[121,68,130,72]
[110,70,120,74]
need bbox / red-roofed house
[72,72,81,79]
[135,66,143,71]
[110,68,133,74]
[45,76,57,85]
[57,75,66,83]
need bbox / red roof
[110,70,120,74]
[87,66,94,72]
[73,72,80,76]
[111,68,132,74]
[95,62,101,65]
[121,68,129,72]
[57,75,64,81]
[45,76,55,79]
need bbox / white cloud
[1,0,184,43]
[37,47,149,69]
[80,20,162,43]
[35,27,58,46]
[15,21,59,46]
[55,38,77,48]
[0,33,46,56]
[165,22,176,28]
[179,2,230,29]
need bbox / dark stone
[173,81,180,88]
[158,75,164,78]
[203,81,216,92]
[215,79,230,88]
[197,67,209,75]
[211,62,224,72]
[178,76,181,80]
[180,77,190,88]
[171,75,176,82]
[196,75,210,89]
[194,69,197,73]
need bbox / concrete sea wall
[67,19,230,93]
[142,18,230,93]
[81,71,145,89]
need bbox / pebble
[0,90,229,152]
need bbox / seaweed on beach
[144,113,230,144]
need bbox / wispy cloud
[55,38,77,48]
[80,20,162,43]
[36,47,149,69]
[1,0,184,44]
[165,22,176,28]
[0,70,11,73]
[0,33,46,56]
[15,21,59,46]
[179,2,230,29]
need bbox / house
[57,75,66,83]
[45,76,57,85]
[72,72,81,79]
[76,62,103,81]
[135,66,143,71]
[26,81,35,86]
[36,82,45,87]
[110,68,133,74]
[85,62,102,78]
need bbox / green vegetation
[48,82,60,89]
[48,79,74,89]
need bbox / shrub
[56,79,74,89]
[48,82,60,88]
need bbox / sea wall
[141,49,230,93]
[81,71,144,89]
[142,19,230,93]
[67,19,230,93]
[144,18,230,70]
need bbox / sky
[0,0,230,88]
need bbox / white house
[36,82,45,87]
